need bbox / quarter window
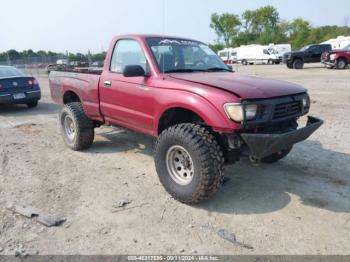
[110,40,147,73]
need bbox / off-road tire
[261,147,293,163]
[154,124,225,204]
[336,58,347,69]
[286,63,293,69]
[27,101,38,108]
[59,102,94,151]
[293,59,304,69]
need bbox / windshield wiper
[163,69,205,73]
[205,67,232,72]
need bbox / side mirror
[123,65,147,77]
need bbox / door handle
[104,80,111,87]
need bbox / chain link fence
[0,55,69,76]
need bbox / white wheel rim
[166,145,194,186]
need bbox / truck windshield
[146,37,231,73]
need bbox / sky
[1,0,349,53]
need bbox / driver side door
[99,39,155,135]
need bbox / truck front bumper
[322,60,336,67]
[240,116,323,159]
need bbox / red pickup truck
[322,43,350,69]
[49,34,323,204]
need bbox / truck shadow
[0,102,60,116]
[91,129,350,214]
[88,128,155,155]
[197,140,350,214]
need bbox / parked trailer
[218,48,237,64]
[321,36,350,50]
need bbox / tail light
[27,78,38,86]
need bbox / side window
[309,46,320,53]
[263,49,270,55]
[110,40,147,73]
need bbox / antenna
[162,0,165,79]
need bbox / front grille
[273,101,301,119]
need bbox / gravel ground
[0,64,349,255]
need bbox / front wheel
[293,59,304,69]
[261,147,293,163]
[154,124,224,204]
[59,102,95,151]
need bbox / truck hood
[169,72,306,99]
[285,51,304,57]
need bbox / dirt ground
[0,64,349,255]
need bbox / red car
[322,43,350,69]
[49,35,322,203]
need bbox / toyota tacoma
[49,35,323,203]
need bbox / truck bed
[49,70,104,121]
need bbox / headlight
[224,103,258,122]
[302,94,310,112]
[330,54,336,60]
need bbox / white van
[236,45,280,65]
[267,44,291,57]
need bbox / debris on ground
[13,123,37,133]
[7,204,66,227]
[217,228,254,250]
[113,198,132,208]
[111,202,149,213]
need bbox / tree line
[0,49,106,63]
[209,5,350,52]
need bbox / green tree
[233,6,284,46]
[288,18,312,49]
[210,13,241,46]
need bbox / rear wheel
[27,101,38,108]
[242,59,248,65]
[59,102,94,150]
[336,58,347,69]
[154,124,224,204]
[286,63,293,69]
[293,59,304,69]
[261,147,293,163]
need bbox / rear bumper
[0,90,41,105]
[240,116,323,159]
